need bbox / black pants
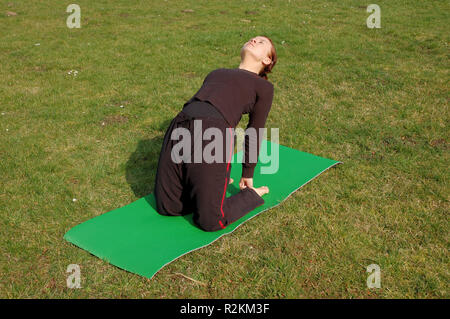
[154,100,265,232]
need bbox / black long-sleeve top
[182,67,274,178]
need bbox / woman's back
[183,68,274,128]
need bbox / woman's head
[240,35,277,80]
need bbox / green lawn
[1,0,448,298]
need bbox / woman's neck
[238,62,261,75]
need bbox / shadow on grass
[125,118,173,198]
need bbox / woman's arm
[242,82,274,179]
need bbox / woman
[154,35,277,232]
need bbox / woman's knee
[156,198,183,217]
[194,218,224,232]
[198,223,223,232]
[156,207,186,217]
[156,208,171,216]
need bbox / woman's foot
[250,186,269,197]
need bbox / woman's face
[241,36,272,65]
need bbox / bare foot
[250,186,269,197]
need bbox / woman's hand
[239,177,270,197]
[239,177,254,190]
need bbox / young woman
[154,35,277,232]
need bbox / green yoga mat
[64,140,341,279]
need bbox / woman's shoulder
[206,68,273,89]
[232,68,274,87]
[203,68,227,80]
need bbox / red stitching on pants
[219,127,233,229]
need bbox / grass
[0,0,448,298]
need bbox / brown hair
[259,35,277,81]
